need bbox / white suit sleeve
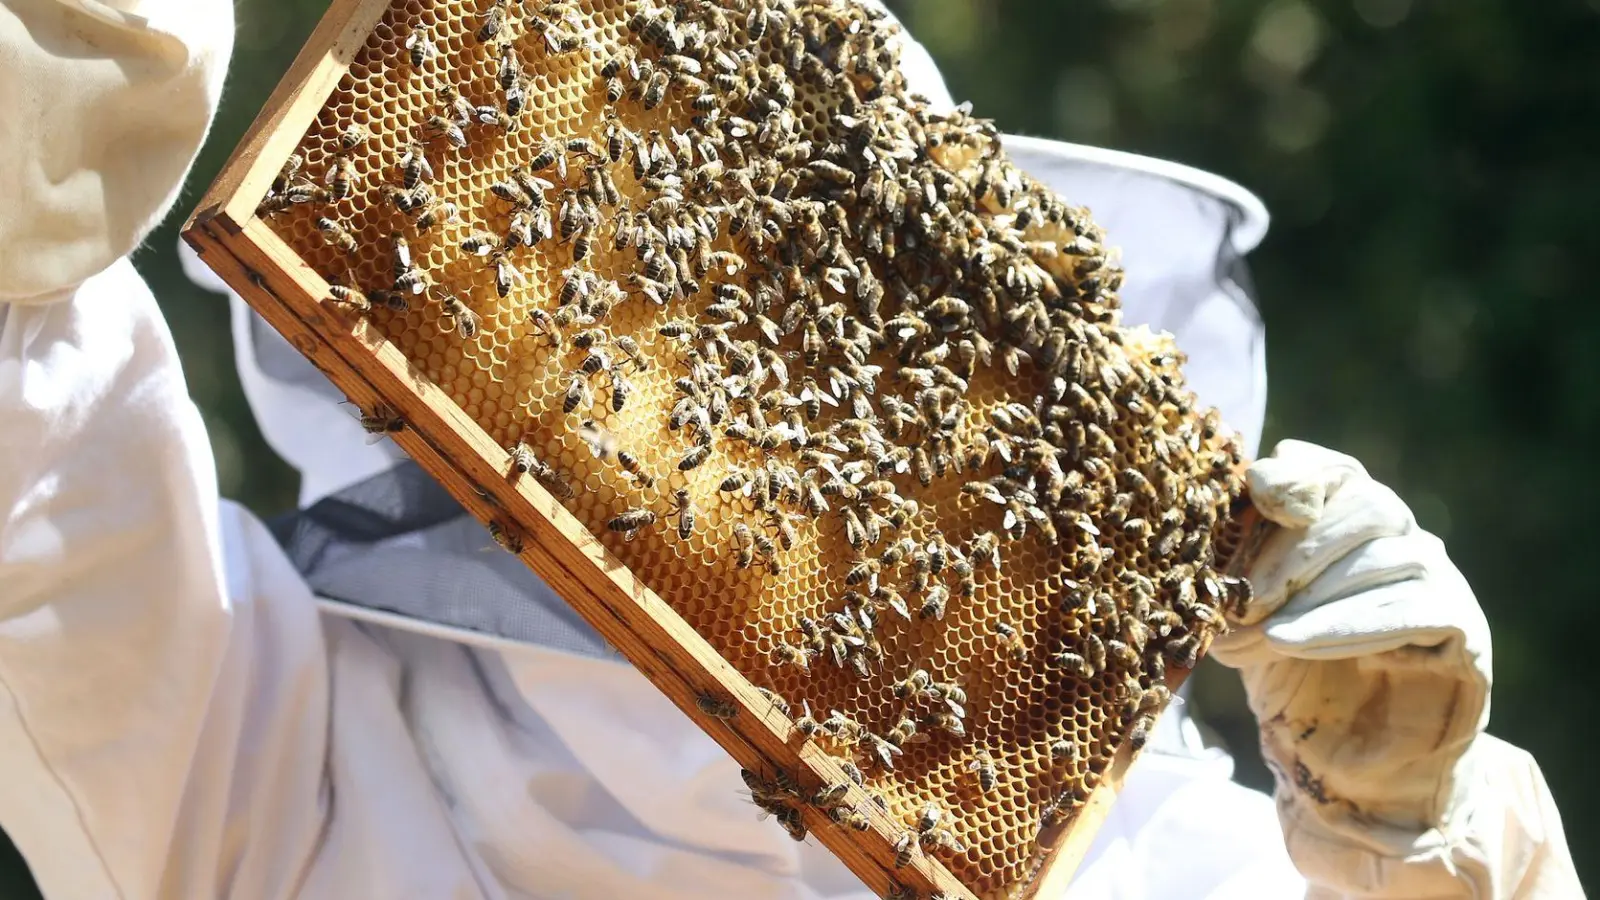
[0,261,340,899]
[0,3,334,898]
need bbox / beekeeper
[0,2,1581,899]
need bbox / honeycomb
[259,0,1251,895]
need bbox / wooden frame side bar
[191,0,394,233]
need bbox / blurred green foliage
[3,0,1596,893]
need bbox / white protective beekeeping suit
[0,2,1583,899]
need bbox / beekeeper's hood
[0,0,233,304]
[179,13,1269,657]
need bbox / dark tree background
[3,0,1595,893]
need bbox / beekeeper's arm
[1212,440,1583,898]
[0,4,337,898]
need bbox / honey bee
[405,27,437,66]
[497,40,522,88]
[774,804,807,842]
[811,781,849,810]
[487,521,524,554]
[391,233,428,295]
[994,621,1026,662]
[326,284,371,314]
[694,692,739,720]
[918,584,948,621]
[820,710,865,745]
[892,668,931,701]
[527,137,563,175]
[414,197,458,231]
[677,443,711,471]
[490,251,521,296]
[922,711,965,737]
[615,448,652,487]
[921,828,967,855]
[521,452,575,500]
[460,232,503,257]
[718,469,752,494]
[562,374,592,414]
[608,507,657,539]
[844,557,880,587]
[508,440,536,475]
[326,154,356,200]
[1085,632,1108,672]
[1051,649,1093,679]
[742,768,782,805]
[1220,574,1254,619]
[399,142,434,189]
[732,522,756,568]
[260,178,328,214]
[316,217,358,255]
[576,418,617,459]
[792,699,821,738]
[864,732,903,770]
[476,0,507,42]
[432,80,473,127]
[1167,633,1202,669]
[474,103,515,131]
[609,372,632,413]
[580,347,612,376]
[967,751,999,794]
[1128,684,1172,750]
[558,190,589,240]
[388,183,434,214]
[612,335,647,371]
[504,72,528,116]
[438,292,480,340]
[425,114,467,149]
[640,69,670,109]
[752,530,778,563]
[1050,737,1076,762]
[1040,801,1069,830]
[356,404,405,439]
[1108,637,1141,670]
[753,686,791,718]
[892,832,917,868]
[773,642,810,672]
[770,510,801,551]
[339,124,369,152]
[827,804,870,832]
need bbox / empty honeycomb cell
[257,0,1254,895]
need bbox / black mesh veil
[268,460,615,657]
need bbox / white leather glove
[1210,440,1582,898]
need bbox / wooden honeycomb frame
[181,1,1272,896]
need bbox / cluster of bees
[260,0,1253,893]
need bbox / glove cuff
[1275,735,1581,899]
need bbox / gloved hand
[1210,440,1582,898]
